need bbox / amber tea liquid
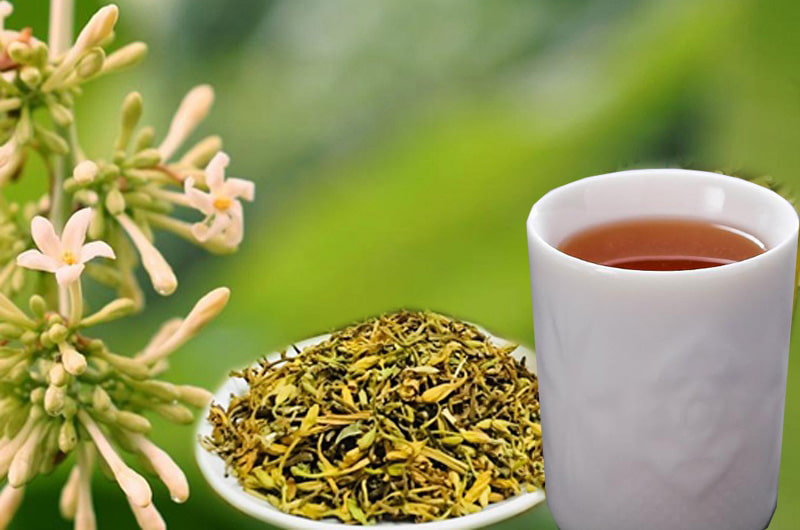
[558,217,766,271]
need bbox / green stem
[51,125,77,315]
[68,280,83,325]
[48,0,76,317]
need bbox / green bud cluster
[0,291,211,487]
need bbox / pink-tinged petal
[190,220,210,242]
[184,178,215,215]
[55,264,85,286]
[204,152,229,193]
[61,208,94,255]
[223,201,244,247]
[222,178,255,202]
[79,241,116,263]
[16,249,58,272]
[204,213,230,241]
[30,216,61,258]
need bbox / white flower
[184,152,254,247]
[16,208,115,285]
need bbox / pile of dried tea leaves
[203,311,545,524]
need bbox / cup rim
[526,168,799,276]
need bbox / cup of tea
[526,169,798,530]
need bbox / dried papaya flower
[203,311,545,524]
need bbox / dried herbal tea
[202,311,545,524]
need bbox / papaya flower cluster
[64,84,255,304]
[0,2,146,186]
[0,2,256,529]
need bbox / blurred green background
[7,0,800,528]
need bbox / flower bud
[62,396,78,419]
[99,351,150,380]
[158,85,214,160]
[128,499,166,530]
[59,420,78,453]
[102,41,147,75]
[80,298,136,328]
[59,343,87,375]
[151,403,194,424]
[0,97,21,112]
[128,148,161,168]
[47,100,74,127]
[130,434,189,503]
[49,363,68,386]
[117,467,153,508]
[139,287,229,362]
[129,380,178,402]
[34,125,69,155]
[19,66,41,87]
[76,47,105,78]
[179,135,222,168]
[59,466,79,520]
[73,160,98,184]
[0,323,22,338]
[48,323,69,343]
[8,423,45,486]
[177,385,213,408]
[92,387,113,412]
[7,41,31,64]
[28,294,47,317]
[116,214,177,296]
[44,384,66,416]
[132,126,155,152]
[42,5,119,91]
[29,387,45,405]
[0,291,35,328]
[105,187,126,215]
[115,411,152,434]
[115,91,143,151]
[0,484,25,529]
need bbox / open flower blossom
[184,151,254,247]
[16,208,115,285]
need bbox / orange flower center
[213,196,232,211]
[62,251,77,265]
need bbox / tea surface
[558,217,766,271]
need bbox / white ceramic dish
[195,330,545,530]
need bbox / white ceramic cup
[526,169,798,530]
